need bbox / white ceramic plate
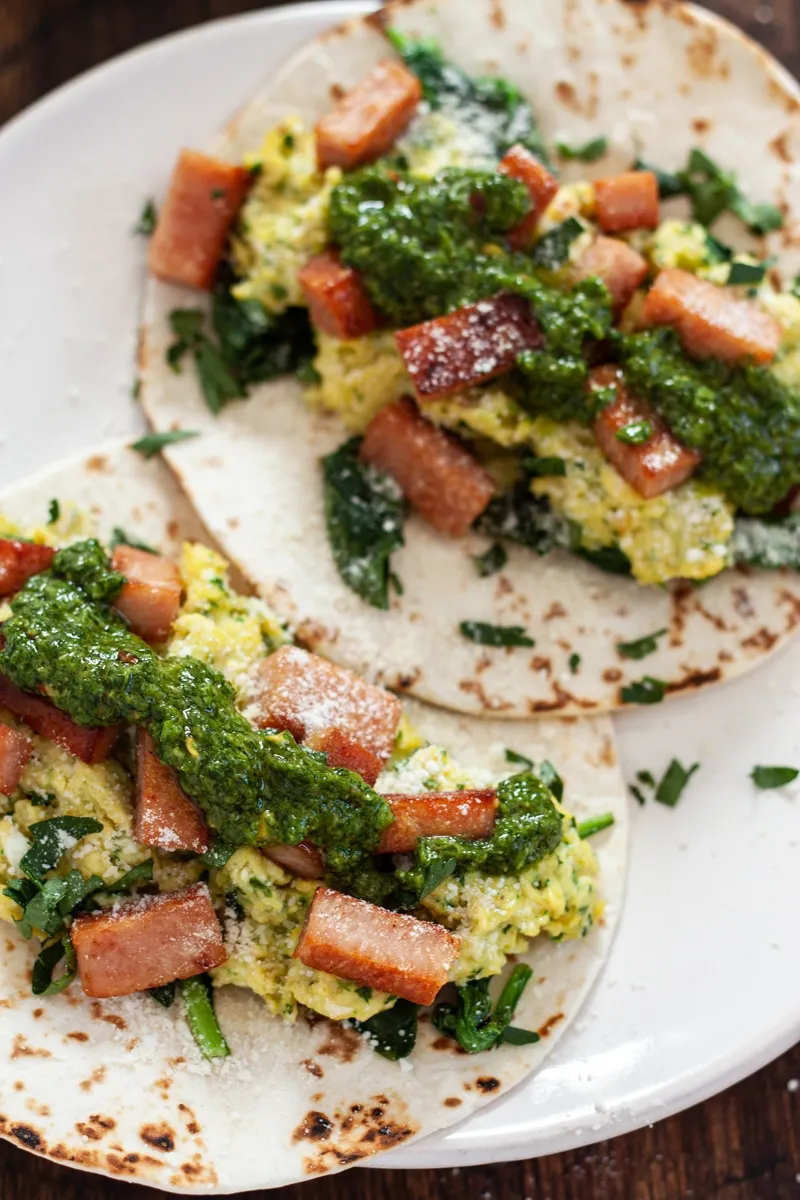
[0,1,798,1173]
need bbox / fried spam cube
[0,539,55,597]
[0,725,34,795]
[641,268,782,365]
[395,293,542,401]
[148,149,250,290]
[360,397,496,537]
[262,842,325,880]
[135,729,209,855]
[305,727,384,786]
[594,170,659,234]
[297,250,379,339]
[498,145,559,249]
[0,676,119,765]
[253,645,401,763]
[111,546,182,644]
[571,236,649,312]
[316,60,422,171]
[294,886,460,1006]
[71,883,227,999]
[378,789,498,854]
[590,365,701,499]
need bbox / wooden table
[0,0,799,1196]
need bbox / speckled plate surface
[0,0,798,1186]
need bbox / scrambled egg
[529,417,734,584]
[760,290,800,389]
[230,117,342,313]
[306,332,410,432]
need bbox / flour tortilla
[139,0,800,719]
[0,440,626,1192]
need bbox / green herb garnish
[530,217,584,271]
[505,748,534,770]
[322,438,406,610]
[47,499,60,525]
[130,429,199,459]
[20,817,104,882]
[750,765,799,789]
[616,628,667,661]
[109,527,158,555]
[655,759,700,807]
[133,198,157,236]
[536,759,563,803]
[577,812,615,839]
[568,652,581,674]
[432,963,539,1053]
[521,456,567,477]
[459,622,534,648]
[150,982,177,1008]
[557,136,608,163]
[473,542,508,578]
[727,260,770,286]
[620,676,667,705]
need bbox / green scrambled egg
[0,530,601,1024]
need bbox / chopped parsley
[568,652,581,674]
[130,429,199,459]
[459,621,535,648]
[536,759,563,803]
[557,136,608,163]
[109,527,158,555]
[655,759,700,807]
[47,499,60,525]
[750,765,799,790]
[639,148,783,235]
[133,198,157,236]
[473,542,508,578]
[530,217,584,271]
[616,628,667,661]
[620,676,667,705]
[505,748,534,770]
[727,260,771,286]
[616,419,653,445]
[521,455,566,477]
[322,438,406,610]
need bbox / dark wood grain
[0,1,798,1196]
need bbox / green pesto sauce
[0,543,563,904]
[621,330,800,515]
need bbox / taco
[138,0,800,718]
[0,441,626,1189]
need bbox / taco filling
[149,33,800,597]
[0,515,605,1061]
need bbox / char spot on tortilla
[317,1022,362,1062]
[603,667,623,682]
[543,602,566,620]
[76,1115,116,1142]
[330,83,346,102]
[742,627,779,653]
[768,78,800,117]
[692,117,712,135]
[475,1076,501,1093]
[664,667,721,695]
[444,1097,462,1108]
[489,0,506,29]
[686,28,729,80]
[294,1111,334,1143]
[80,1067,107,1092]
[11,1036,50,1059]
[360,1120,414,1148]
[538,1012,566,1038]
[90,1002,127,1031]
[302,1058,325,1078]
[778,588,800,630]
[11,1123,42,1150]
[66,1030,89,1043]
[140,1124,176,1154]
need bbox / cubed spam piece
[378,789,498,854]
[262,842,325,880]
[593,170,660,234]
[297,251,379,338]
[395,293,542,401]
[136,729,209,854]
[498,145,558,249]
[0,675,119,764]
[71,883,227,999]
[253,645,401,762]
[294,887,460,1006]
[316,60,422,171]
[111,545,182,644]
[590,365,701,499]
[0,539,55,597]
[305,727,384,786]
[360,397,496,537]
[571,236,649,312]
[641,268,782,365]
[0,725,34,795]
[148,149,251,290]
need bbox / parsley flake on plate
[750,765,799,789]
[655,759,700,807]
[459,621,535,648]
[133,198,157,236]
[616,628,668,661]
